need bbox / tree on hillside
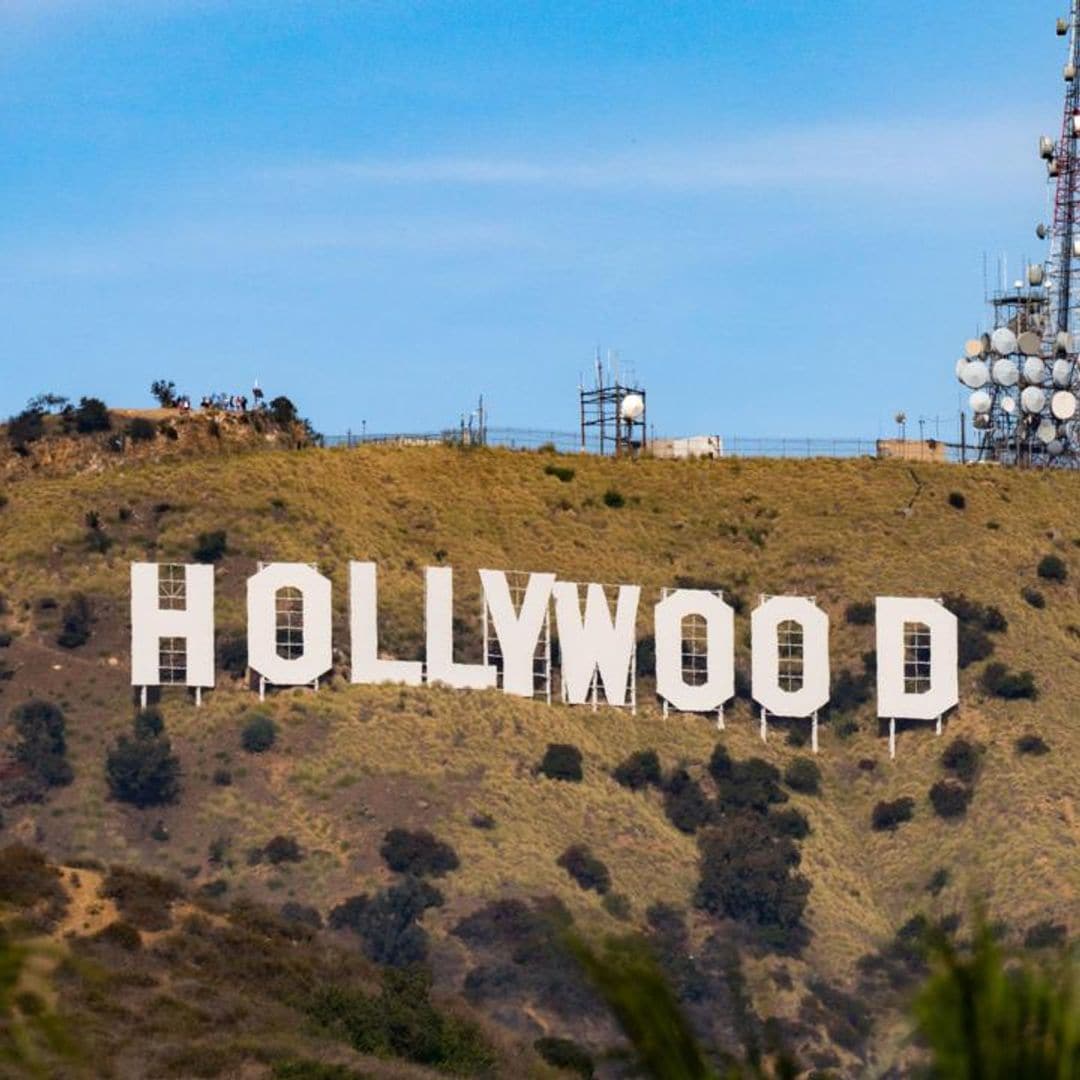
[150,380,179,408]
[11,700,73,792]
[105,710,181,807]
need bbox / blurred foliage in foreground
[570,921,1079,1080]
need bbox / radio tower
[955,5,1080,465]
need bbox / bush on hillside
[328,877,444,967]
[11,700,73,790]
[241,713,276,753]
[150,379,178,408]
[709,745,787,811]
[7,407,45,451]
[602,488,625,509]
[1023,920,1068,949]
[662,769,711,834]
[1037,553,1067,582]
[216,631,248,677]
[126,417,156,442]
[981,662,1037,700]
[1022,587,1046,609]
[105,713,181,808]
[263,835,303,865]
[770,807,811,840]
[695,811,810,949]
[941,737,982,784]
[74,396,111,433]
[0,844,68,923]
[947,491,966,510]
[957,624,994,668]
[556,845,611,895]
[844,601,875,626]
[538,743,583,782]
[56,593,92,649]
[269,396,299,426]
[192,529,227,563]
[871,797,915,832]
[533,1037,595,1077]
[1015,733,1050,756]
[783,757,822,796]
[929,779,972,820]
[543,463,576,483]
[380,828,459,878]
[612,748,662,791]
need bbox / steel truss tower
[956,3,1080,465]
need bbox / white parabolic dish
[1021,386,1046,413]
[1018,331,1042,356]
[991,327,1018,355]
[1053,358,1073,387]
[619,393,645,421]
[964,338,984,358]
[1052,390,1078,420]
[992,358,1019,386]
[970,390,992,414]
[1038,419,1058,444]
[1002,396,1017,414]
[961,361,989,389]
[1023,357,1047,383]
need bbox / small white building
[652,435,723,460]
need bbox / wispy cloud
[267,112,1043,197]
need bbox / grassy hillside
[0,442,1077,1075]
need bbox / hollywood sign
[130,562,959,756]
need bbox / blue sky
[0,1,1066,438]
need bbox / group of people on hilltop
[195,384,266,414]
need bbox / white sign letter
[349,561,423,686]
[654,589,735,713]
[480,570,556,697]
[130,563,215,688]
[751,596,829,717]
[553,581,640,706]
[876,597,958,720]
[425,567,497,690]
[247,563,332,686]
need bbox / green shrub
[538,742,583,782]
[1015,733,1050,756]
[269,396,299,426]
[662,769,711,834]
[602,488,625,509]
[612,749,662,791]
[695,811,810,944]
[844,601,875,626]
[544,463,576,483]
[216,631,248,677]
[770,807,810,839]
[872,797,915,831]
[981,662,1038,700]
[126,417,156,442]
[783,756,821,796]
[93,920,143,951]
[263,835,303,864]
[709,745,787,810]
[379,828,459,878]
[74,396,111,433]
[1022,587,1046,609]
[947,491,966,510]
[105,713,181,807]
[0,844,67,917]
[328,878,444,967]
[533,1036,595,1077]
[56,593,92,649]
[1023,920,1067,949]
[133,707,164,740]
[7,407,45,451]
[557,844,611,894]
[957,623,994,668]
[100,866,182,930]
[193,529,227,563]
[941,737,982,784]
[929,779,972,820]
[241,713,277,753]
[11,700,73,790]
[926,868,949,896]
[1036,553,1067,582]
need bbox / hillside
[0,440,1077,1076]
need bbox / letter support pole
[760,707,768,743]
[889,717,896,760]
[811,711,818,754]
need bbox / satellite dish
[964,338,985,358]
[894,410,907,424]
[1022,386,1047,413]
[1002,396,1017,414]
[1038,418,1058,443]
[620,393,645,421]
[1050,159,1061,177]
[1066,63,1076,81]
[1052,390,1078,419]
[1072,115,1080,136]
[974,413,991,429]
[970,390,993,414]
[992,358,1019,386]
[955,358,969,380]
[991,327,1018,355]
[1058,17,1069,35]
[1040,135,1056,159]
[1023,357,1047,383]
[1049,439,1065,456]
[1018,330,1042,355]
[1028,264,1045,286]
[1037,222,1049,239]
[1057,330,1074,354]
[1053,358,1073,386]
[961,360,989,388]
